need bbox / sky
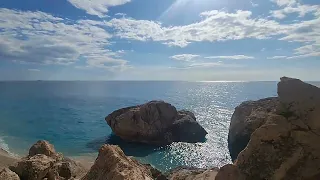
[0,0,319,81]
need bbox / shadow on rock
[86,134,168,157]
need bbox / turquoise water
[1,81,311,171]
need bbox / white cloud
[287,52,320,59]
[67,0,131,18]
[0,8,128,71]
[115,13,126,16]
[267,56,287,59]
[28,69,40,72]
[107,10,292,47]
[106,5,320,59]
[205,55,254,60]
[250,1,259,7]
[170,61,243,70]
[270,0,319,19]
[271,4,319,19]
[188,62,224,68]
[117,50,126,53]
[170,54,200,62]
[271,0,297,7]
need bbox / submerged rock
[228,97,279,161]
[0,168,20,180]
[105,101,207,145]
[81,145,154,180]
[234,77,320,180]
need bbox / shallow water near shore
[0,81,319,172]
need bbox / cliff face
[228,77,320,180]
[228,97,279,161]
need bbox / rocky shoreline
[1,77,320,180]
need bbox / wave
[0,136,19,157]
[0,136,10,153]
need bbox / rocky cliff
[227,77,320,180]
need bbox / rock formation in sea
[105,101,208,145]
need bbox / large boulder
[57,157,87,179]
[234,77,320,180]
[10,154,57,180]
[105,101,207,145]
[228,97,279,161]
[81,145,154,180]
[165,166,219,180]
[29,140,57,158]
[0,168,20,180]
[10,140,87,180]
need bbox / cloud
[170,61,243,70]
[0,8,129,71]
[67,0,131,18]
[267,56,287,59]
[250,1,259,7]
[205,55,254,60]
[107,10,292,47]
[170,54,200,62]
[117,50,126,53]
[106,4,320,58]
[28,69,40,72]
[261,48,266,52]
[115,13,126,16]
[271,0,297,7]
[270,0,319,19]
[271,4,319,19]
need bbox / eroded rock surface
[228,97,279,161]
[82,145,154,180]
[29,140,57,158]
[215,164,245,180]
[165,167,219,180]
[9,140,87,180]
[0,168,20,180]
[105,101,207,145]
[233,77,320,180]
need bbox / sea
[0,81,319,172]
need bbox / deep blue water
[1,81,317,171]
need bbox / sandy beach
[0,148,18,170]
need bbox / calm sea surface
[0,81,319,171]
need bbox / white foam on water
[0,136,19,157]
[0,136,10,152]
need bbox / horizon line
[1,80,320,82]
